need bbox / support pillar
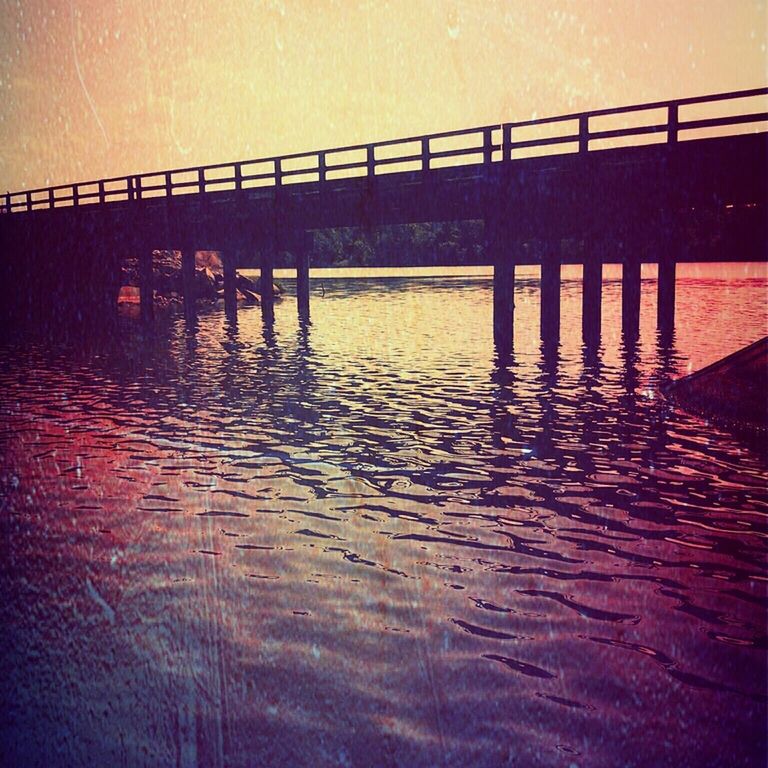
[223,250,237,321]
[582,250,602,347]
[182,247,196,320]
[493,259,515,348]
[261,245,274,320]
[540,242,561,345]
[657,256,676,340]
[622,256,641,341]
[296,232,311,319]
[139,249,154,323]
[487,215,514,355]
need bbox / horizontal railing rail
[2,87,766,214]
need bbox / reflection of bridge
[1,87,766,349]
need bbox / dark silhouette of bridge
[1,87,766,350]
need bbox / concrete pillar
[657,256,676,339]
[223,250,237,320]
[296,232,312,318]
[139,249,154,323]
[182,247,196,319]
[493,259,515,348]
[261,245,274,320]
[540,242,561,344]
[487,215,514,355]
[582,250,602,347]
[622,256,641,341]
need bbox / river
[0,263,766,767]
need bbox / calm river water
[1,264,766,767]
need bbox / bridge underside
[1,133,766,341]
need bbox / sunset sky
[0,0,765,191]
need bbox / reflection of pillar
[622,256,641,341]
[621,335,640,398]
[657,256,676,340]
[139,249,154,323]
[223,250,237,321]
[582,249,602,347]
[540,241,561,344]
[296,232,311,319]
[533,344,559,460]
[182,247,196,320]
[487,214,514,354]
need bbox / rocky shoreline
[118,250,282,309]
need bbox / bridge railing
[2,87,766,214]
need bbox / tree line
[240,221,486,268]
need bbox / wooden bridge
[1,87,766,350]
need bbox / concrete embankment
[666,337,768,439]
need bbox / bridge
[1,87,766,350]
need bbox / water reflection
[0,271,766,767]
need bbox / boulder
[252,276,284,297]
[117,250,242,309]
[240,288,260,304]
[195,250,223,274]
[236,273,258,293]
[194,266,218,300]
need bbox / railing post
[4,191,10,213]
[668,103,679,144]
[483,127,493,164]
[48,188,54,209]
[127,176,134,202]
[73,184,79,207]
[197,168,205,194]
[136,175,142,200]
[421,137,430,172]
[98,180,105,204]
[25,191,31,212]
[274,158,282,187]
[503,124,512,162]
[318,152,326,183]
[367,145,375,178]
[579,114,589,153]
[234,163,242,191]
[165,172,172,198]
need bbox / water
[0,264,766,767]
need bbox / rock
[252,276,284,297]
[194,266,218,300]
[154,250,182,272]
[195,250,223,274]
[240,289,260,304]
[236,272,258,293]
[118,249,231,309]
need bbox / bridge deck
[0,87,766,345]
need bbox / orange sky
[0,0,766,191]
